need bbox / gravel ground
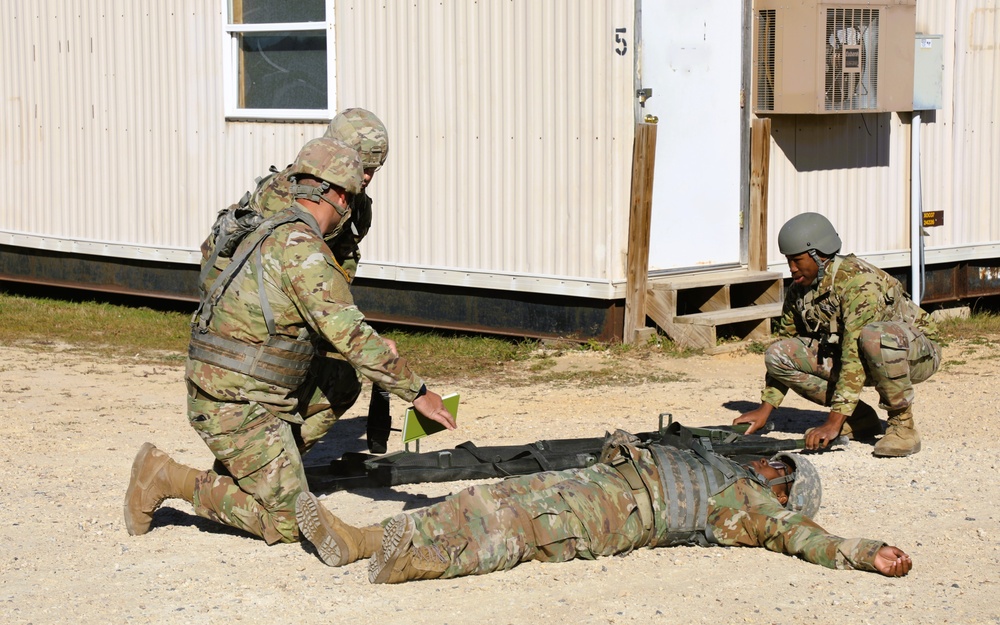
[1,339,998,625]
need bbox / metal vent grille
[824,8,880,111]
[756,9,777,112]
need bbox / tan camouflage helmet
[324,108,389,169]
[288,137,363,194]
[770,452,822,519]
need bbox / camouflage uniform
[241,145,378,446]
[187,204,423,544]
[400,444,885,578]
[761,254,941,418]
[251,169,372,281]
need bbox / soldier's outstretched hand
[413,390,457,430]
[873,546,912,577]
[733,404,773,435]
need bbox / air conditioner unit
[754,0,916,114]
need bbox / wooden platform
[645,269,784,354]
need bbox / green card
[401,393,459,444]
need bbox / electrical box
[754,0,916,114]
[913,34,944,110]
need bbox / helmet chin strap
[319,194,350,217]
[807,250,832,284]
[290,178,350,216]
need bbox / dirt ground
[2,338,999,625]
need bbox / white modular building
[1,0,997,342]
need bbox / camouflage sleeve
[774,291,799,338]
[830,272,886,414]
[276,227,425,402]
[707,481,886,571]
[759,293,798,407]
[326,228,360,282]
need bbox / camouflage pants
[407,464,647,578]
[764,322,941,415]
[294,356,363,452]
[184,358,360,544]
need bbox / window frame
[220,0,337,121]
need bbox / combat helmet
[777,213,842,256]
[324,108,389,169]
[769,452,822,519]
[287,137,363,215]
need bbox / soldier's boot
[368,514,448,584]
[840,401,883,440]
[873,410,921,457]
[124,443,201,536]
[295,492,383,567]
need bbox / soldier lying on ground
[734,212,941,457]
[294,430,912,584]
[124,137,455,545]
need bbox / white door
[640,1,743,270]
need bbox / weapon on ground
[304,413,847,493]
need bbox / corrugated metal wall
[0,0,636,298]
[764,0,1000,270]
[335,0,636,294]
[0,0,325,265]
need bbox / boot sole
[873,441,922,457]
[369,513,414,584]
[123,442,159,536]
[295,492,351,567]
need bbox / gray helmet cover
[770,451,822,519]
[777,213,843,256]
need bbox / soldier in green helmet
[734,212,941,457]
[124,137,456,544]
[294,431,912,583]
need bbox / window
[222,0,336,121]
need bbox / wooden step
[649,268,783,290]
[644,269,784,352]
[673,302,783,325]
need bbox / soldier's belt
[609,453,655,546]
[189,330,314,389]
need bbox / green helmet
[770,452,822,519]
[324,108,389,169]
[777,213,842,256]
[287,137,363,196]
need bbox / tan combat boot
[873,410,921,457]
[295,491,383,566]
[124,443,201,535]
[368,514,448,584]
[841,401,883,440]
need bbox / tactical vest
[188,207,317,390]
[644,443,762,548]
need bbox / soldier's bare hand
[413,390,457,430]
[804,423,841,449]
[733,404,773,435]
[873,546,912,577]
[382,338,398,356]
[804,412,848,449]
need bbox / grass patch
[379,330,538,381]
[5,288,999,387]
[937,311,1000,342]
[522,367,689,387]
[0,292,190,364]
